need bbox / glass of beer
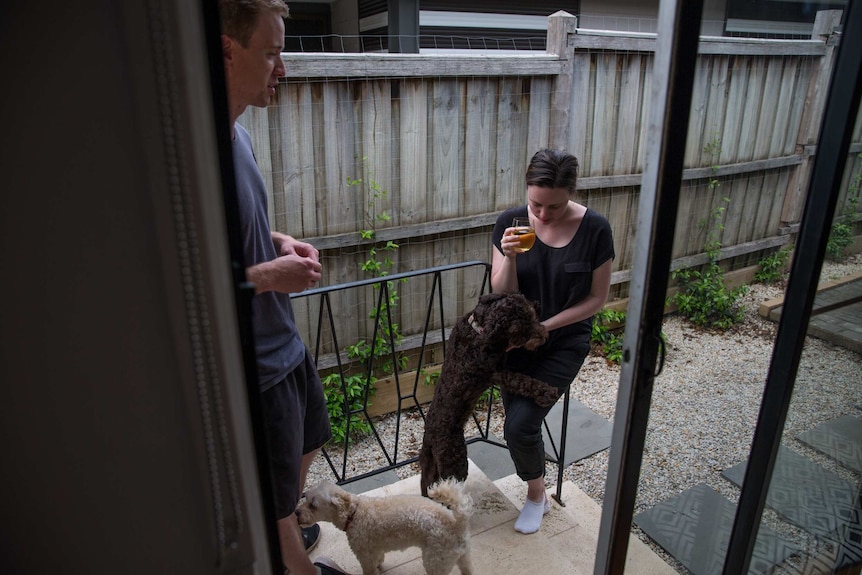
[511,217,536,253]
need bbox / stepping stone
[466,398,612,481]
[722,446,860,538]
[467,434,517,481]
[633,483,800,575]
[797,415,862,473]
[722,446,862,570]
[542,397,612,466]
[340,469,401,494]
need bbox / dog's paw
[536,387,561,407]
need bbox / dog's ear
[331,487,353,513]
[305,482,336,510]
[305,493,321,511]
[472,293,507,322]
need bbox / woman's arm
[542,258,612,332]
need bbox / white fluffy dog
[295,479,473,575]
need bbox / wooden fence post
[546,11,577,151]
[781,9,844,228]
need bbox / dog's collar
[468,314,484,335]
[343,508,357,531]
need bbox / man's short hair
[218,0,289,47]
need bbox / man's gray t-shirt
[233,124,305,390]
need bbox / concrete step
[307,459,676,574]
[494,475,677,575]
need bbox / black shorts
[261,348,331,518]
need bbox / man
[218,1,351,573]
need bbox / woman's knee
[504,417,542,448]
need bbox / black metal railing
[292,261,491,483]
[292,260,572,502]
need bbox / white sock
[514,494,550,534]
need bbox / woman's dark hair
[525,148,579,194]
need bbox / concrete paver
[759,272,862,354]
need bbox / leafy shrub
[322,372,373,444]
[672,196,748,330]
[827,154,861,261]
[323,159,408,443]
[673,262,748,329]
[754,247,791,283]
[827,219,855,261]
[591,309,626,364]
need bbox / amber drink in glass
[511,217,536,253]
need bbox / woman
[491,148,615,534]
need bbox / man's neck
[228,101,247,141]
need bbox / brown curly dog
[418,292,560,496]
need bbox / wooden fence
[238,9,861,354]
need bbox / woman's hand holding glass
[503,217,536,256]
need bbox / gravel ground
[307,253,862,573]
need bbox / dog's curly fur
[418,292,561,496]
[296,479,473,575]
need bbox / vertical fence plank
[399,79,428,226]
[757,170,782,239]
[359,79,394,225]
[686,54,711,166]
[465,77,497,215]
[603,187,635,276]
[770,59,798,158]
[321,82,356,235]
[591,52,620,175]
[616,52,643,175]
[754,58,782,160]
[721,55,747,165]
[547,10,577,149]
[780,10,844,225]
[398,79,431,334]
[527,77,552,158]
[298,83,319,237]
[739,57,766,162]
[495,77,528,209]
[570,51,593,169]
[431,78,464,220]
[703,56,730,159]
[636,54,654,173]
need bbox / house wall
[331,0,361,51]
[579,0,727,35]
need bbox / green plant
[349,160,408,374]
[323,160,408,442]
[591,308,626,364]
[422,363,499,407]
[672,192,748,330]
[322,372,373,444]
[703,135,722,190]
[827,220,854,261]
[827,158,860,261]
[478,386,501,407]
[421,368,440,387]
[754,246,792,283]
